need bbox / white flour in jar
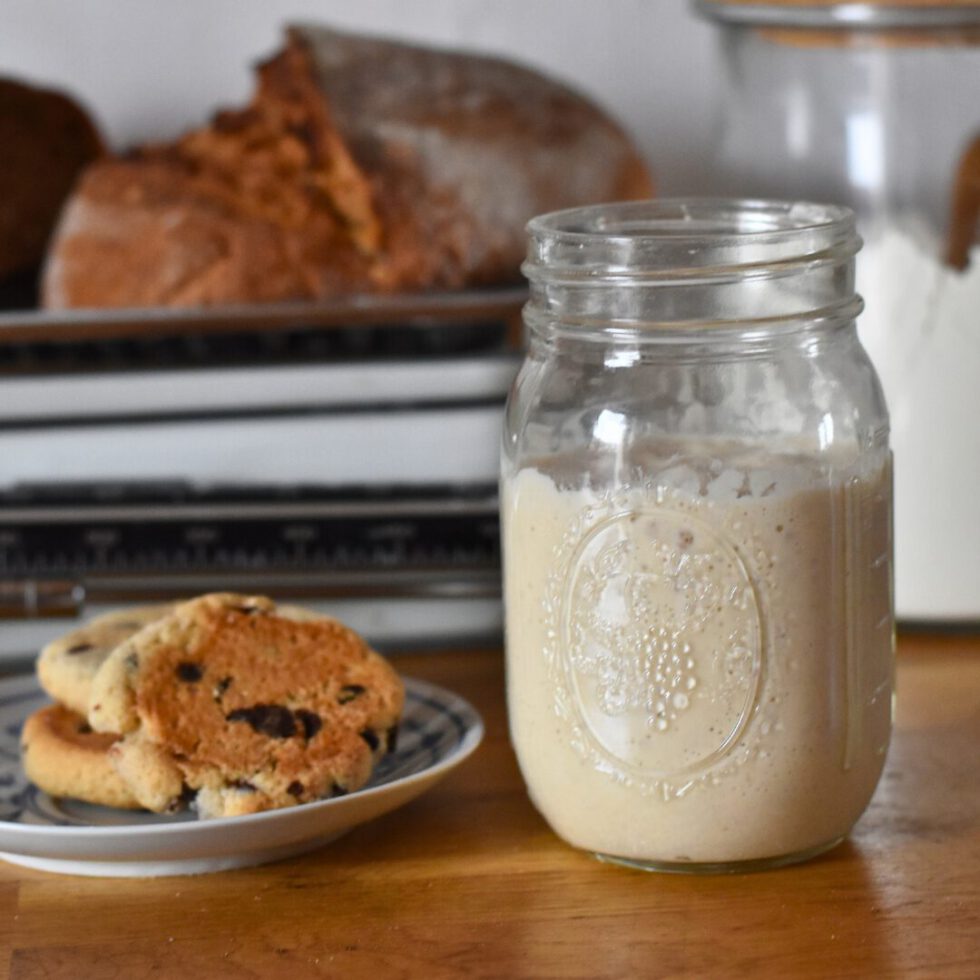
[502,446,892,865]
[857,229,980,620]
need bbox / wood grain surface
[1,631,978,979]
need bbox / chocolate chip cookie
[20,703,142,809]
[37,605,176,715]
[88,593,404,818]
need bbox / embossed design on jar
[556,506,764,792]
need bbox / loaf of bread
[42,25,653,309]
[0,77,103,293]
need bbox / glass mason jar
[501,199,894,872]
[694,0,980,622]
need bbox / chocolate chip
[331,783,348,797]
[213,676,233,699]
[66,643,94,655]
[360,729,380,751]
[286,780,304,798]
[227,704,296,738]
[167,784,197,812]
[230,604,261,615]
[230,779,257,792]
[337,684,366,704]
[176,661,203,683]
[295,710,322,740]
[76,721,92,735]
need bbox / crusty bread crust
[42,25,652,309]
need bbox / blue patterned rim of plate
[0,673,480,828]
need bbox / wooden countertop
[1,631,978,979]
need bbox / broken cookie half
[87,593,404,819]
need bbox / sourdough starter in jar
[503,442,892,866]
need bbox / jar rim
[693,1,980,31]
[527,198,855,246]
[524,198,860,286]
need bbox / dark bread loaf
[42,25,653,309]
[0,77,103,289]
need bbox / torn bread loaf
[42,24,653,309]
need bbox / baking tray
[0,287,527,375]
[0,286,527,343]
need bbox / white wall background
[0,0,720,195]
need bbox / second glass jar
[501,199,894,872]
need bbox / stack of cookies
[21,593,404,819]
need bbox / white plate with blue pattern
[0,673,482,877]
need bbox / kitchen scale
[0,289,524,663]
